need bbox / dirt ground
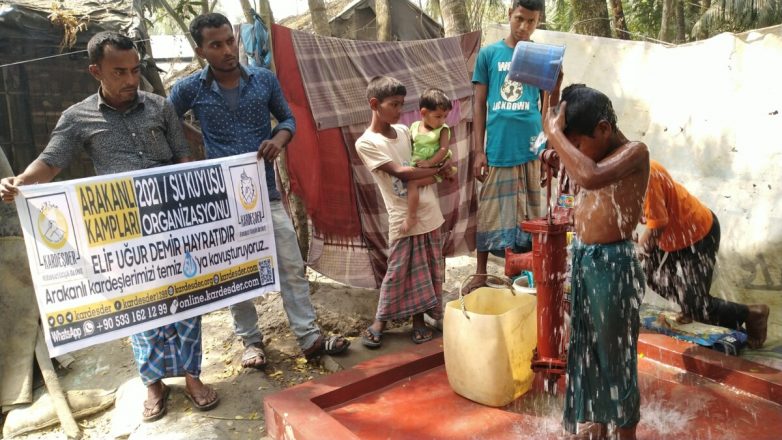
[7,251,779,439]
[6,255,501,440]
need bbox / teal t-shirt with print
[472,40,544,167]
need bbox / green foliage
[624,0,661,39]
[479,0,510,27]
[543,0,781,43]
[693,0,782,39]
[548,0,574,32]
[134,0,200,34]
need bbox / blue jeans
[229,200,321,351]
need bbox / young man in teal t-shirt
[469,0,561,289]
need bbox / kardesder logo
[37,201,68,250]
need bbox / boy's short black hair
[512,0,544,12]
[87,31,136,64]
[561,84,618,137]
[419,88,452,111]
[190,13,232,47]
[366,76,407,102]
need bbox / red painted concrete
[638,332,782,405]
[265,335,782,440]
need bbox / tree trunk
[700,0,711,14]
[257,0,275,70]
[659,0,674,42]
[675,0,686,43]
[375,0,392,41]
[158,0,204,66]
[308,0,331,36]
[440,0,470,36]
[609,0,630,39]
[429,0,442,25]
[200,0,208,14]
[239,0,254,23]
[570,0,612,37]
[252,0,308,258]
[539,3,547,30]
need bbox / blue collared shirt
[168,65,296,200]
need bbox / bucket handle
[457,274,514,319]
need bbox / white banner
[15,153,279,356]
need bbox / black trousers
[643,213,749,329]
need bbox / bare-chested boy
[544,84,650,440]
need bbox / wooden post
[35,327,81,440]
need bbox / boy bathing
[544,84,650,439]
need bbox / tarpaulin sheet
[272,26,480,287]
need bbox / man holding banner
[0,32,218,421]
[169,13,350,369]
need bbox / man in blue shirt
[469,0,561,291]
[169,13,349,369]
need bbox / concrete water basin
[265,333,782,439]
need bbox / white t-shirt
[355,124,444,243]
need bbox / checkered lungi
[131,317,202,386]
[477,162,543,253]
[376,229,444,321]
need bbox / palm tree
[609,0,630,39]
[431,0,507,32]
[659,0,675,42]
[376,0,392,41]
[549,0,574,33]
[441,0,470,35]
[570,0,612,37]
[308,0,331,36]
[692,0,782,39]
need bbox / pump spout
[504,248,533,278]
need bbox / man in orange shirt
[638,160,769,348]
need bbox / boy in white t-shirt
[355,76,453,347]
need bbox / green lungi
[564,239,644,433]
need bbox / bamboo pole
[35,327,81,439]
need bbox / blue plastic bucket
[508,41,565,92]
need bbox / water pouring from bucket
[508,41,565,92]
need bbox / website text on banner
[14,152,280,357]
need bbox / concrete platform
[265,334,782,440]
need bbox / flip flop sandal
[304,334,351,361]
[241,342,268,369]
[411,326,433,344]
[361,327,383,349]
[185,386,220,411]
[142,383,170,423]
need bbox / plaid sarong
[376,229,444,321]
[477,162,543,253]
[131,317,202,386]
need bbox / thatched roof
[278,0,354,32]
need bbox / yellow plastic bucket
[443,275,537,407]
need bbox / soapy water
[640,389,712,436]
[503,390,566,436]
